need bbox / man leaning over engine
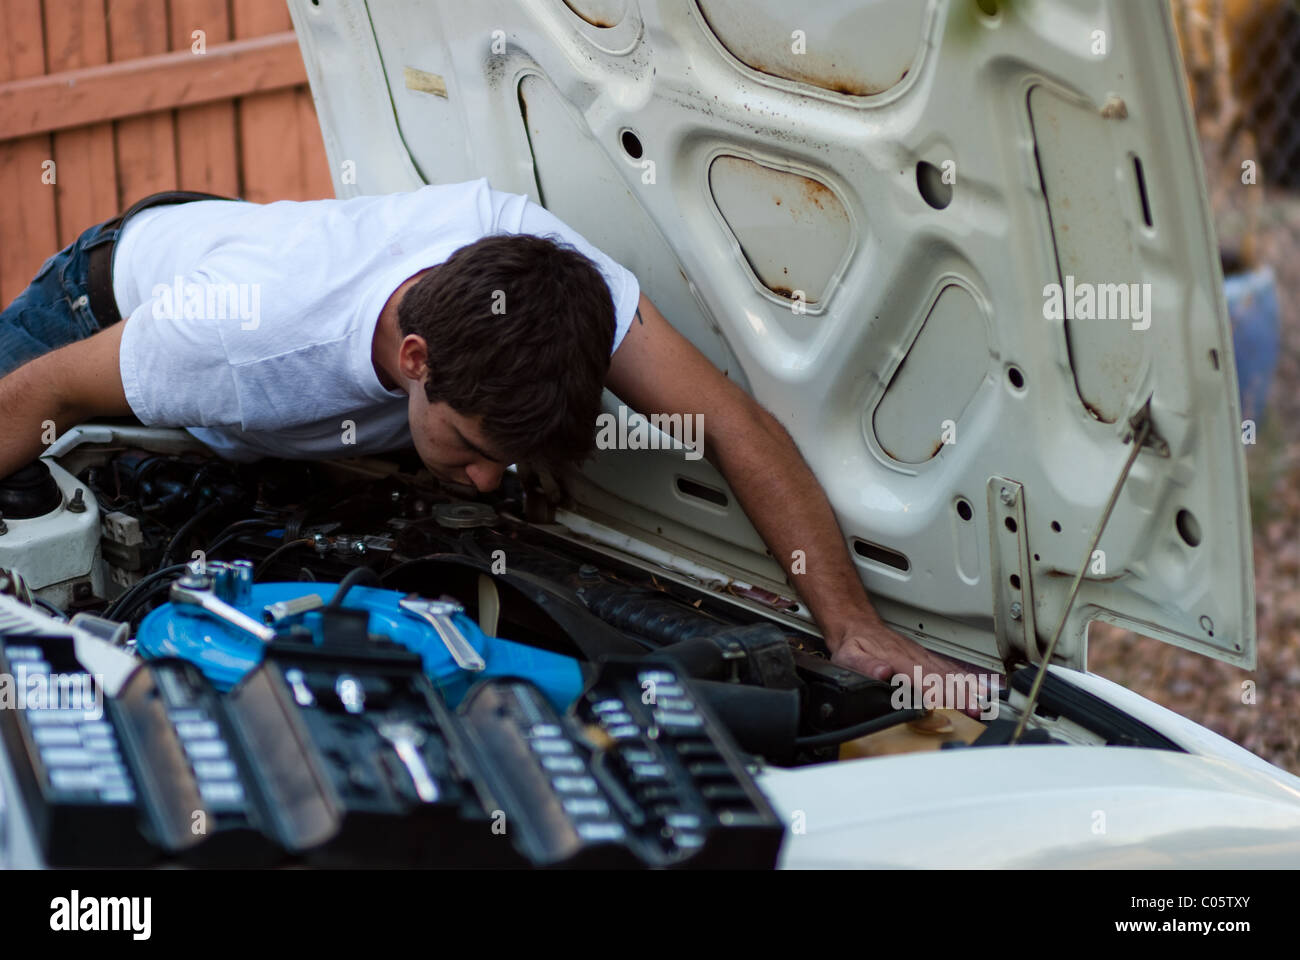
[0,180,981,712]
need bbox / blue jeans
[0,219,119,378]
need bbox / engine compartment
[0,428,1190,772]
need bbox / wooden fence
[0,0,333,305]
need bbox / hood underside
[289,0,1255,671]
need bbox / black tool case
[3,618,785,868]
[110,657,282,866]
[0,635,155,866]
[447,657,785,869]
[221,622,508,867]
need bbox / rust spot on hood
[696,2,917,97]
[709,155,847,304]
[801,177,832,210]
[561,0,623,28]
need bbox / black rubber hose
[103,562,193,621]
[656,636,728,680]
[793,709,925,749]
[328,566,381,608]
[577,583,722,647]
[252,538,317,582]
[690,680,802,763]
[113,578,180,624]
[159,500,225,567]
[204,518,278,555]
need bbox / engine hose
[252,538,317,582]
[328,565,381,608]
[469,545,722,647]
[793,709,925,749]
[204,518,278,553]
[160,500,225,567]
[282,509,309,543]
[103,563,193,622]
[577,583,722,647]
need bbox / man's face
[396,332,510,493]
[407,392,509,494]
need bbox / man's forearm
[605,295,971,689]
[0,324,130,480]
[0,358,71,479]
[707,404,884,650]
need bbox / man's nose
[466,461,505,493]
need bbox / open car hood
[288,0,1254,672]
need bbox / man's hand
[829,620,994,719]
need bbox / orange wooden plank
[238,87,303,202]
[0,134,59,305]
[233,0,305,202]
[44,0,119,245]
[0,33,310,139]
[1,0,45,79]
[0,0,57,306]
[169,0,238,195]
[295,85,334,200]
[107,0,178,206]
[45,127,118,245]
[232,0,293,34]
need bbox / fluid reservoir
[838,708,986,760]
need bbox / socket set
[448,658,784,868]
[451,678,640,867]
[222,623,503,868]
[576,658,784,867]
[111,657,280,865]
[0,635,154,866]
[1,622,784,867]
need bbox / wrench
[170,576,277,644]
[397,596,486,672]
[376,720,439,803]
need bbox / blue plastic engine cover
[134,582,583,712]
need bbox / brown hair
[397,233,617,469]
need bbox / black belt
[85,190,239,328]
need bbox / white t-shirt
[113,178,640,461]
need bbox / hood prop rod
[1010,398,1158,744]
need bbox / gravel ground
[1086,159,1300,775]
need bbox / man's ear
[397,334,429,383]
